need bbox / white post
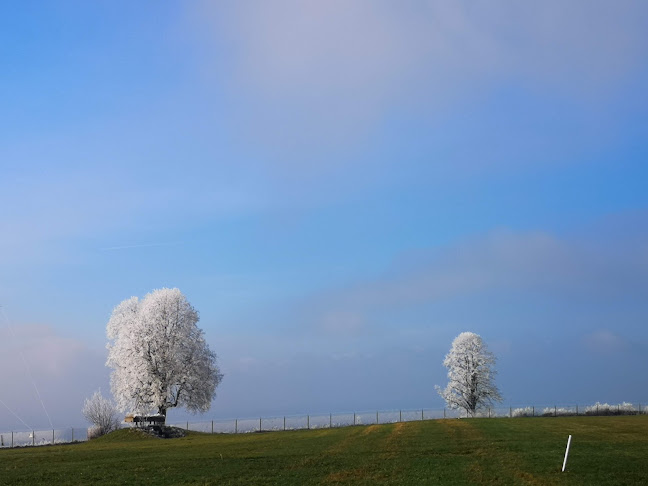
[562,435,572,472]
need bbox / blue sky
[1,1,648,430]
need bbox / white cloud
[189,0,648,162]
[583,330,627,354]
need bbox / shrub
[584,402,637,416]
[541,407,574,417]
[473,409,497,418]
[87,425,103,440]
[511,407,535,418]
[82,390,120,438]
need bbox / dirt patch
[323,428,365,456]
[379,422,410,460]
[390,422,406,437]
[438,419,483,445]
[361,425,380,436]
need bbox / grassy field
[1,416,647,485]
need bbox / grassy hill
[1,416,647,485]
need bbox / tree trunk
[158,406,167,424]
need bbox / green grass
[1,416,647,485]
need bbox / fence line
[0,427,88,449]
[169,400,648,434]
[2,401,646,449]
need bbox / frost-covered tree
[82,390,120,437]
[436,332,502,417]
[106,288,222,422]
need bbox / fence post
[11,431,13,448]
[284,416,286,431]
[399,410,402,422]
[597,404,599,415]
[235,419,238,434]
[52,429,55,445]
[444,408,446,419]
[330,413,332,428]
[211,421,214,434]
[576,404,578,416]
[532,406,534,417]
[555,405,557,417]
[307,415,310,430]
[186,421,189,431]
[421,409,424,421]
[488,408,491,418]
[32,431,35,446]
[71,428,74,442]
[259,417,262,432]
[353,412,356,425]
[376,411,379,424]
[509,407,512,418]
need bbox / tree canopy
[106,288,222,420]
[436,331,502,416]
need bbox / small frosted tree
[82,390,120,437]
[106,288,222,422]
[436,332,502,417]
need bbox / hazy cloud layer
[2,212,647,427]
[289,214,648,338]
[205,214,648,413]
[0,322,107,429]
[4,1,647,264]
[191,1,648,164]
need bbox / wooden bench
[124,414,165,426]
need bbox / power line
[0,397,31,430]
[0,306,54,429]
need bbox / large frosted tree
[436,332,502,417]
[106,288,222,421]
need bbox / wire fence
[0,428,88,448]
[2,401,646,449]
[168,400,648,434]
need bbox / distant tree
[82,390,120,437]
[106,288,222,422]
[436,332,502,417]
